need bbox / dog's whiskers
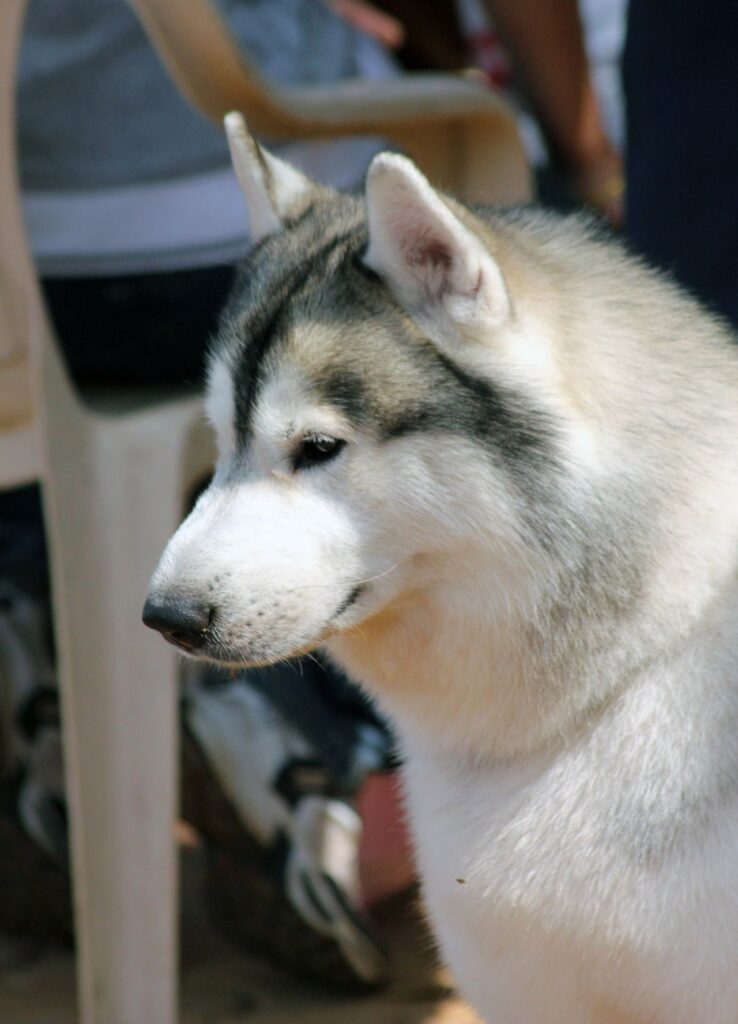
[343,622,369,643]
[354,563,399,587]
[284,563,399,597]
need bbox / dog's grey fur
[147,120,738,1023]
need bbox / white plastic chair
[129,0,533,206]
[2,3,215,1023]
[3,2,531,1022]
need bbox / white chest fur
[397,668,738,1024]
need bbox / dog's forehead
[243,305,425,440]
[209,197,557,477]
[249,352,359,441]
[212,205,434,441]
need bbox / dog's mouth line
[330,583,367,622]
[191,636,326,672]
[158,584,369,667]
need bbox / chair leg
[57,618,179,1024]
[44,409,208,1024]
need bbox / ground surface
[0,855,480,1024]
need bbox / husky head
[144,114,738,753]
[145,115,550,657]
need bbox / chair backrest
[128,0,532,204]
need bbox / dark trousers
[624,0,738,330]
[1,265,235,593]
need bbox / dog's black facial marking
[282,199,318,232]
[225,201,366,443]
[426,350,558,468]
[363,336,558,474]
[232,300,291,443]
[380,408,435,441]
[313,368,368,424]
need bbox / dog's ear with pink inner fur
[363,152,509,330]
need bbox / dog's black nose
[142,595,212,652]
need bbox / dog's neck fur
[328,532,738,765]
[328,559,589,763]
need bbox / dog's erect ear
[364,153,509,329]
[225,111,316,244]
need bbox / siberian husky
[144,113,738,1023]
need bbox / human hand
[570,152,624,229]
[326,0,405,49]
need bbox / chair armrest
[128,0,532,201]
[129,0,517,136]
[264,73,520,138]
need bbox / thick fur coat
[145,114,738,1023]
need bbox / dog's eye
[292,433,346,471]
